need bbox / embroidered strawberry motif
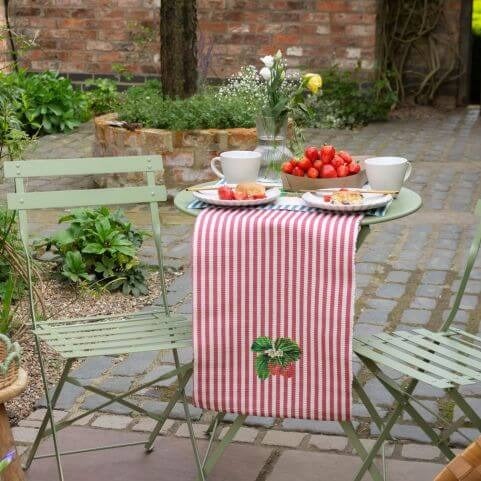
[251,337,301,380]
[268,363,282,376]
[280,363,295,379]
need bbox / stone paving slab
[27,427,272,481]
[266,450,442,481]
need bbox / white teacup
[211,151,261,184]
[365,157,412,191]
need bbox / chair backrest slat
[7,185,167,210]
[3,155,163,178]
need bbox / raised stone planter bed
[93,113,257,190]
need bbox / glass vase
[254,115,293,184]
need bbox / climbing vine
[377,0,461,104]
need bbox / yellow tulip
[304,73,322,94]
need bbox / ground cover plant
[0,70,89,135]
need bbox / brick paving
[3,107,481,479]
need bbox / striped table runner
[193,208,362,421]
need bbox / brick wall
[9,0,378,80]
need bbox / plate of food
[192,182,281,207]
[302,188,392,212]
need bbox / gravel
[6,268,169,425]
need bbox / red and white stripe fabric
[192,208,362,421]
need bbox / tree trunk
[0,0,15,71]
[160,0,198,98]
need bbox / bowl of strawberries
[280,145,367,191]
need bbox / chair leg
[353,376,385,433]
[206,412,225,437]
[373,374,454,460]
[201,414,247,479]
[24,359,74,470]
[447,388,481,432]
[144,363,192,452]
[28,336,67,481]
[171,349,206,481]
[340,421,385,481]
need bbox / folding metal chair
[352,199,481,481]
[4,156,205,481]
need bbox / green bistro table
[174,183,422,245]
[173,183,422,481]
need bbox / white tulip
[275,49,283,60]
[259,67,271,81]
[260,55,274,68]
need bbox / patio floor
[3,106,481,480]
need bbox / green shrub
[0,209,25,302]
[83,78,119,116]
[295,65,397,129]
[42,207,149,296]
[0,70,89,135]
[118,81,256,130]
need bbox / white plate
[302,189,392,212]
[193,187,281,207]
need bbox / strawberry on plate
[218,186,235,200]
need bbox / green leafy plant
[251,336,301,380]
[118,81,257,130]
[294,65,397,129]
[0,275,16,335]
[0,69,89,134]
[83,78,119,116]
[0,209,25,302]
[41,207,149,296]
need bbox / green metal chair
[352,199,481,481]
[4,156,205,481]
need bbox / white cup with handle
[365,156,412,192]
[211,151,261,184]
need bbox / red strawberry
[292,166,304,177]
[304,146,319,162]
[298,157,313,172]
[348,162,361,175]
[218,186,235,200]
[319,145,335,164]
[320,164,337,178]
[331,155,344,168]
[338,150,353,164]
[336,164,349,177]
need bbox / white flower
[259,67,271,81]
[275,49,283,60]
[260,55,274,68]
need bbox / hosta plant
[41,207,149,296]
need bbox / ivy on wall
[377,0,461,104]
